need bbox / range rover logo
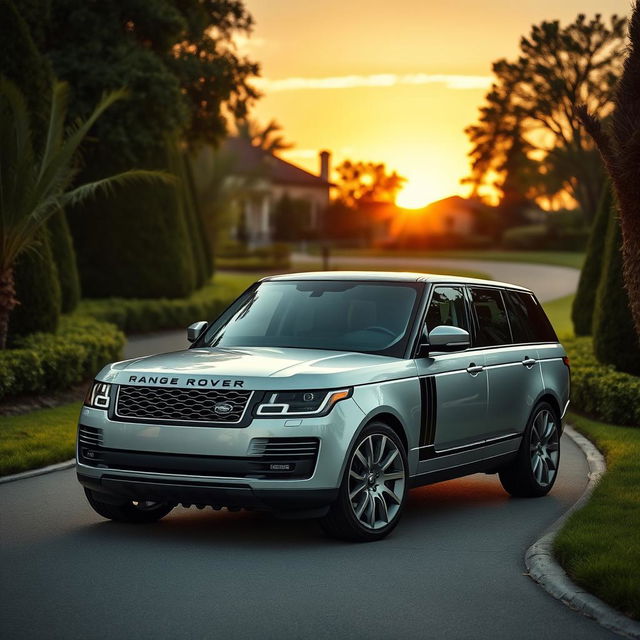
[214,402,234,415]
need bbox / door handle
[466,363,484,375]
[522,357,537,367]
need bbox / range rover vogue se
[78,272,569,541]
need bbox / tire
[499,402,561,498]
[320,422,409,542]
[84,488,174,524]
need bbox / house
[223,138,332,245]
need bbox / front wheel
[84,489,174,523]
[320,422,408,542]
[499,402,561,498]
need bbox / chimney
[319,150,330,182]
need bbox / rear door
[468,287,543,440]
[414,285,488,455]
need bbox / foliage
[47,210,81,313]
[216,244,291,271]
[0,315,124,401]
[0,402,81,476]
[335,161,406,207]
[78,273,257,334]
[7,230,61,341]
[577,3,640,343]
[572,186,612,335]
[591,211,640,375]
[465,13,626,222]
[0,77,171,347]
[235,118,293,153]
[502,222,588,251]
[554,412,640,620]
[564,337,640,425]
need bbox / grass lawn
[0,403,81,476]
[329,248,585,270]
[554,412,640,620]
[542,294,575,340]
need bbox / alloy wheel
[348,434,406,530]
[529,409,559,487]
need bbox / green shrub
[0,315,125,401]
[572,186,612,336]
[7,229,62,342]
[592,212,640,375]
[564,337,640,426]
[502,223,588,251]
[78,274,257,334]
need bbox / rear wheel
[84,489,174,523]
[499,402,560,497]
[320,422,408,542]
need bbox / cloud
[254,73,492,92]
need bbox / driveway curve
[2,257,605,640]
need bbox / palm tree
[235,118,293,154]
[0,78,172,348]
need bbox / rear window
[504,290,557,343]
[469,287,511,346]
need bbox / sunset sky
[245,0,631,208]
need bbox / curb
[0,458,75,485]
[525,425,640,639]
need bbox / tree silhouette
[465,13,626,222]
[335,161,406,207]
[235,118,293,154]
[577,2,640,341]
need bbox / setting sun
[396,180,437,209]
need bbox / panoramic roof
[263,271,529,291]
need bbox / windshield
[203,280,422,357]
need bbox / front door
[414,286,488,458]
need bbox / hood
[98,346,416,390]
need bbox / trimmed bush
[592,212,640,375]
[78,274,256,334]
[564,337,640,426]
[572,186,612,336]
[7,229,62,342]
[48,210,81,313]
[502,223,588,251]
[0,315,125,401]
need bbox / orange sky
[244,0,632,207]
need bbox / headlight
[256,388,351,417]
[84,381,112,409]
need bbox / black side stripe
[419,376,437,448]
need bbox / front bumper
[76,397,365,510]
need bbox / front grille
[248,438,320,459]
[115,385,252,424]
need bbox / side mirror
[187,321,208,343]
[427,325,470,352]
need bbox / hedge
[565,337,640,426]
[571,186,611,336]
[0,315,125,401]
[78,274,256,334]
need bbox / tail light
[562,356,570,369]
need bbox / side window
[503,290,536,343]
[469,287,511,346]
[514,291,557,342]
[425,287,468,332]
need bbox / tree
[235,118,293,154]
[335,161,406,207]
[571,185,612,335]
[591,210,640,375]
[0,79,170,348]
[273,195,311,242]
[577,2,640,344]
[465,14,626,222]
[43,1,259,298]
